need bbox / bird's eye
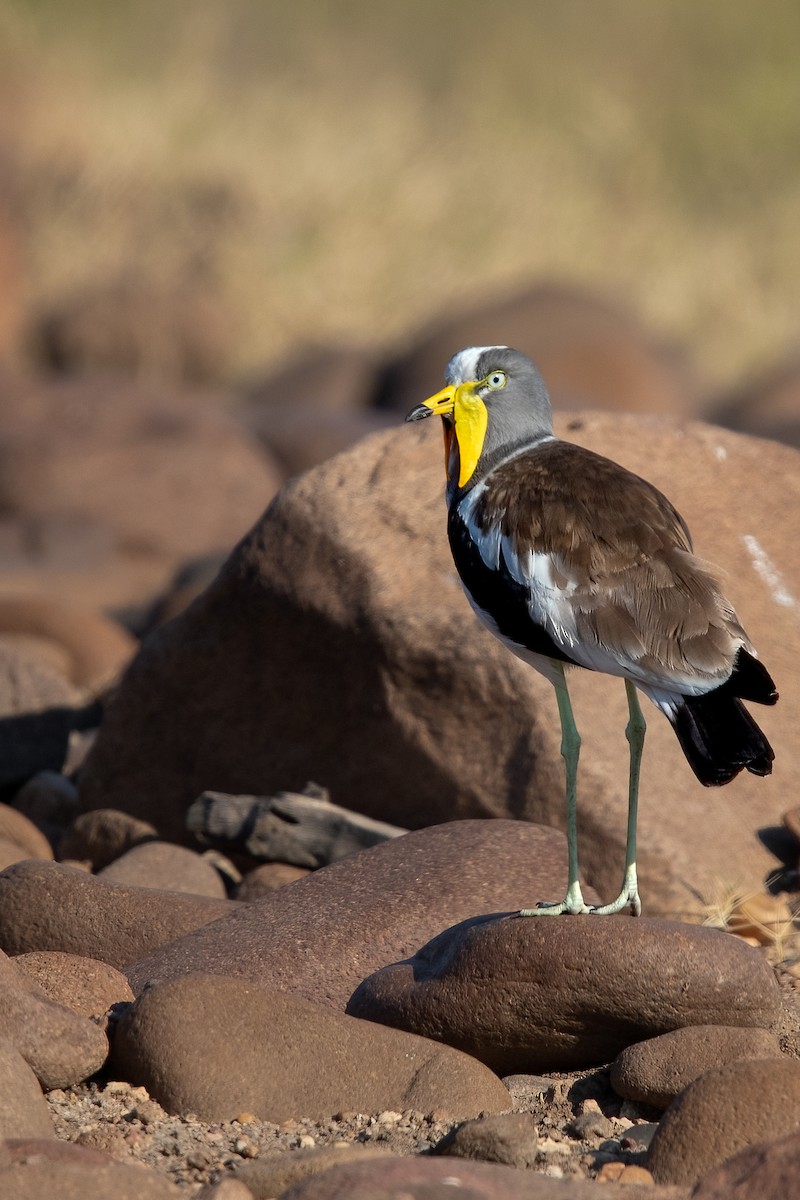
[486,371,507,389]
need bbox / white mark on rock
[742,534,799,609]
[714,445,727,461]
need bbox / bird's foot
[589,884,641,917]
[519,881,592,917]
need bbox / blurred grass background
[1,0,799,387]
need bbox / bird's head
[405,346,553,490]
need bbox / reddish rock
[236,862,310,899]
[77,414,797,917]
[0,859,236,969]
[0,373,282,563]
[58,809,158,871]
[0,596,136,692]
[125,821,597,1006]
[109,972,512,1123]
[0,1040,54,1139]
[231,1145,392,1198]
[647,1058,800,1185]
[611,1024,784,1108]
[0,1136,182,1198]
[709,354,800,449]
[276,1154,687,1198]
[13,950,134,1017]
[0,948,108,1089]
[99,841,227,897]
[0,642,86,786]
[30,273,231,386]
[692,1128,800,1199]
[379,283,696,416]
[0,802,53,861]
[347,916,781,1073]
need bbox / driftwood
[186,785,406,868]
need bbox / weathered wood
[186,787,406,867]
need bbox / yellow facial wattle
[453,386,488,488]
[417,381,489,488]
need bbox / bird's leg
[520,667,592,916]
[590,679,644,916]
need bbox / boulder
[346,915,781,1073]
[109,972,512,1123]
[78,414,798,916]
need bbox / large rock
[276,1154,688,1199]
[78,414,798,915]
[346,915,781,1073]
[378,284,696,416]
[0,373,282,563]
[109,972,512,1123]
[647,1058,800,1185]
[125,821,597,1004]
[0,860,236,969]
[0,1137,182,1199]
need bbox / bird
[405,346,778,917]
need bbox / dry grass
[2,0,800,385]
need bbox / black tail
[671,649,777,787]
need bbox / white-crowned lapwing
[406,346,778,916]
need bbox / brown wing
[478,441,748,686]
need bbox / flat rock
[0,1135,182,1198]
[0,860,236,969]
[12,950,134,1017]
[276,1154,689,1198]
[692,1128,800,1199]
[647,1058,800,1185]
[77,414,797,917]
[108,972,512,1123]
[611,1024,784,1108]
[0,948,108,1089]
[126,821,598,1004]
[99,841,227,897]
[346,915,781,1073]
[0,1040,54,1139]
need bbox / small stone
[234,1136,258,1158]
[620,1122,659,1152]
[434,1112,537,1169]
[618,1164,656,1185]
[298,1135,315,1149]
[377,1110,403,1125]
[596,1161,626,1182]
[568,1111,615,1141]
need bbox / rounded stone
[647,1058,800,1185]
[610,1024,784,1108]
[347,915,781,1073]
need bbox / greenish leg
[519,666,591,916]
[590,679,644,916]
